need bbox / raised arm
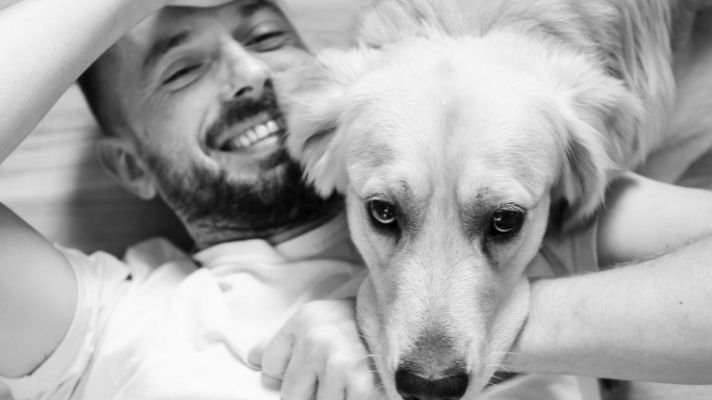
[0,0,233,378]
[510,173,712,383]
[0,0,233,162]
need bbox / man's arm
[0,204,78,377]
[261,173,712,392]
[596,173,712,267]
[0,0,232,378]
[509,173,712,383]
[511,235,712,383]
[0,0,233,163]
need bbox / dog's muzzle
[394,333,469,400]
[395,362,469,400]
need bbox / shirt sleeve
[0,248,130,400]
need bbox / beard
[147,148,339,240]
[140,83,341,243]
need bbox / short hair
[76,44,130,139]
[77,47,124,137]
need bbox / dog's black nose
[395,365,469,400]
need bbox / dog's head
[285,31,640,399]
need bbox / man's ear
[97,138,157,200]
[285,47,383,197]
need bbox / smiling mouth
[207,114,285,153]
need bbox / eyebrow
[237,0,270,18]
[143,30,193,71]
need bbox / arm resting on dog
[510,173,712,384]
[512,238,712,383]
[262,174,712,390]
[597,173,712,267]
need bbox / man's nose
[221,42,270,101]
[395,363,469,400]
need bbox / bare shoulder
[0,203,77,378]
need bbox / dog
[283,0,712,398]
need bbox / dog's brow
[461,200,490,240]
[372,179,423,233]
[397,179,431,234]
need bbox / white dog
[284,1,712,398]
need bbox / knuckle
[300,300,330,317]
[347,382,379,400]
[326,350,361,372]
[305,325,339,346]
[261,361,282,379]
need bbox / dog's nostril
[395,366,469,400]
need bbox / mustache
[205,80,282,144]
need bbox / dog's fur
[284,0,712,398]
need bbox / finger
[261,326,295,379]
[343,355,382,400]
[314,353,346,400]
[316,380,345,400]
[280,337,319,400]
[316,346,376,400]
[346,371,383,400]
[247,343,264,369]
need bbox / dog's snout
[395,364,469,400]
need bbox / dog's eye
[490,209,525,237]
[368,200,398,227]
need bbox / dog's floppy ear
[285,47,383,197]
[549,55,645,227]
[554,109,614,228]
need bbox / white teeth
[246,129,258,142]
[266,120,279,134]
[221,119,281,150]
[255,124,269,139]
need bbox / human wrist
[505,277,573,374]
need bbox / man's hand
[252,299,384,400]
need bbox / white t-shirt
[0,216,601,400]
[2,216,365,400]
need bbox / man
[2,1,712,400]
[0,0,377,399]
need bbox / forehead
[106,0,288,76]
[343,44,562,204]
[121,1,278,52]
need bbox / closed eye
[245,30,289,51]
[162,63,204,86]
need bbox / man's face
[106,1,336,241]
